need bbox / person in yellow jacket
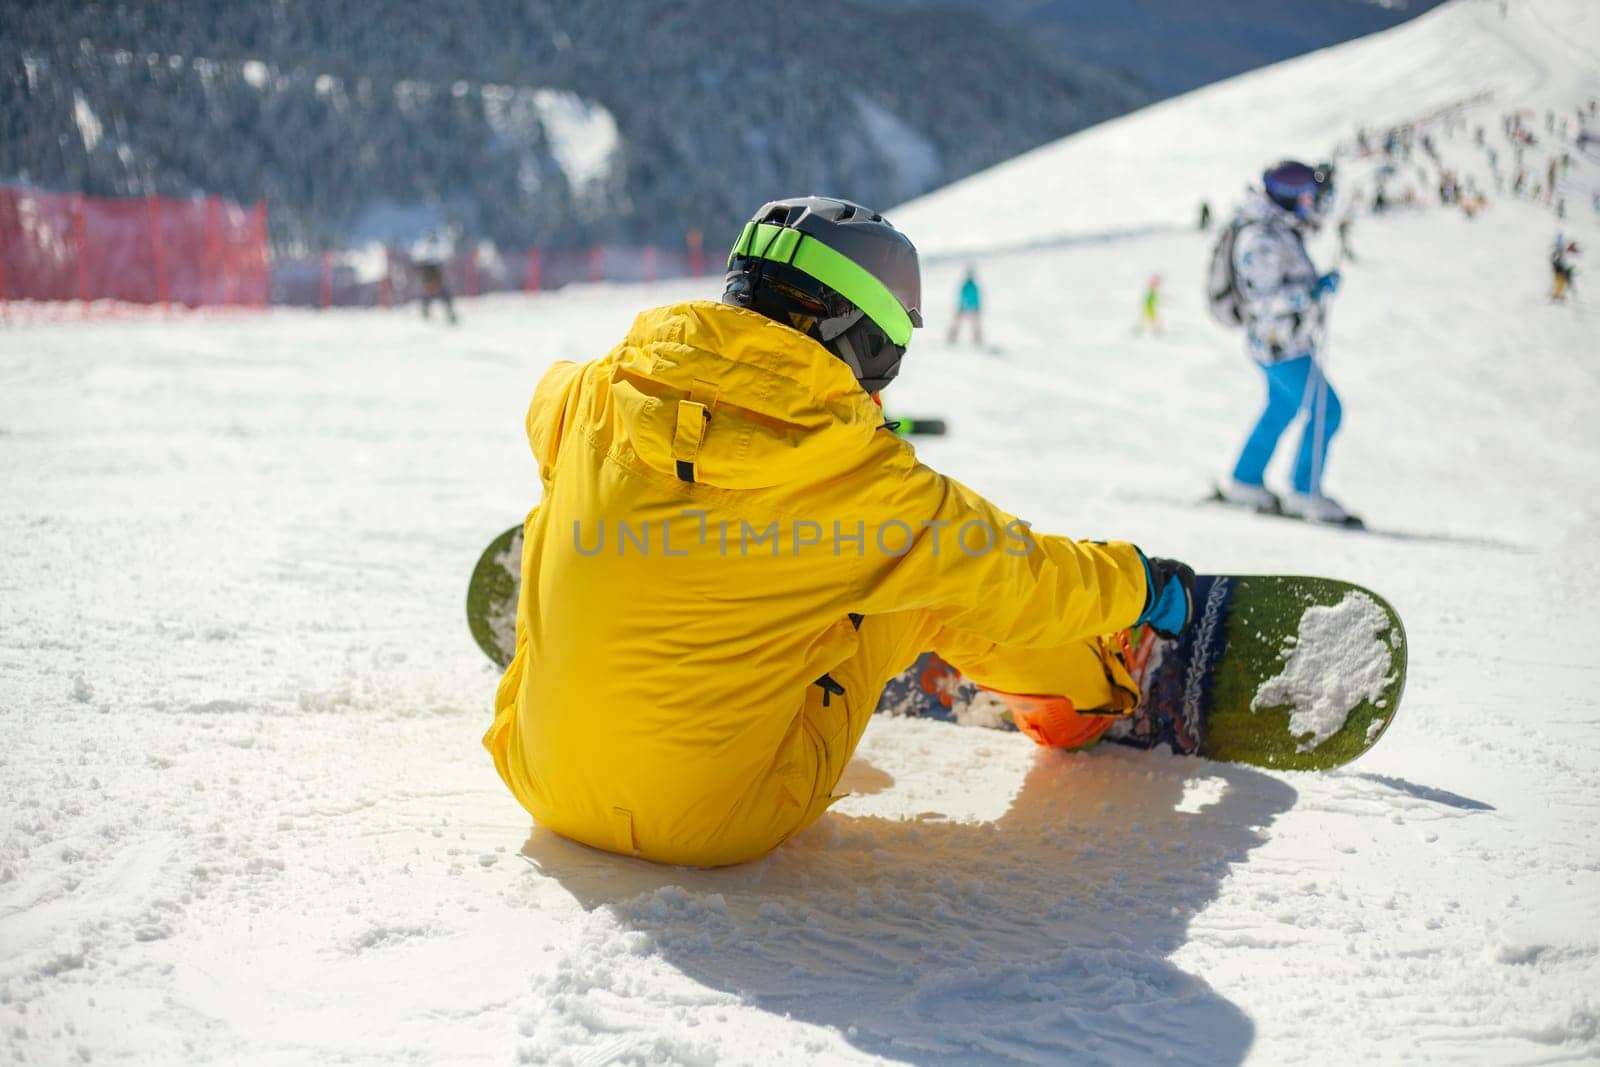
[484,196,1196,867]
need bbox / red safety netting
[0,185,269,311]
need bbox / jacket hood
[1238,188,1301,231]
[602,300,892,491]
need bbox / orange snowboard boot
[975,629,1147,750]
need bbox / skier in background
[1212,160,1353,524]
[412,231,458,325]
[1336,213,1358,262]
[484,196,1196,867]
[1550,233,1580,301]
[1198,201,1212,230]
[947,266,983,346]
[1135,274,1163,335]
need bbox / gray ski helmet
[722,196,923,393]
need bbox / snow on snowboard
[467,525,1406,771]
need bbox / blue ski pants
[1231,353,1342,494]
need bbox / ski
[1205,485,1366,529]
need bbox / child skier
[1214,161,1353,524]
[1136,274,1162,335]
[484,196,1196,867]
[1550,233,1580,301]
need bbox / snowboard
[878,575,1405,771]
[887,415,947,437]
[467,523,525,670]
[468,528,1405,771]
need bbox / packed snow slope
[3,1,1599,1064]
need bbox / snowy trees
[1,1,1144,256]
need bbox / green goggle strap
[728,221,914,346]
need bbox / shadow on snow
[520,746,1300,1066]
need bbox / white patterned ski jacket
[1231,191,1325,363]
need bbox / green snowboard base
[466,523,524,671]
[1180,575,1406,769]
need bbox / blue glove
[1312,271,1342,299]
[1134,551,1197,639]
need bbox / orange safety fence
[0,185,270,314]
[1,185,714,316]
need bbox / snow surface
[4,0,1600,1063]
[1251,592,1396,750]
[71,91,103,154]
[530,89,620,199]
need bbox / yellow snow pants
[588,613,1137,867]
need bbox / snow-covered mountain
[2,1,1598,1064]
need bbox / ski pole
[1306,242,1346,497]
[1308,344,1329,496]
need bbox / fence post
[524,248,542,292]
[74,193,90,313]
[0,187,10,319]
[147,194,170,312]
[686,228,704,277]
[465,247,479,297]
[224,220,237,308]
[379,245,392,307]
[320,251,333,309]
[643,245,657,283]
[589,245,603,284]
[253,202,269,308]
[205,195,221,306]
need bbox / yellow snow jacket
[483,300,1147,865]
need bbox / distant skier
[483,196,1196,867]
[1550,234,1580,302]
[947,266,983,346]
[412,232,458,325]
[1135,274,1163,335]
[1209,160,1353,524]
[1337,214,1357,262]
[1198,200,1212,230]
